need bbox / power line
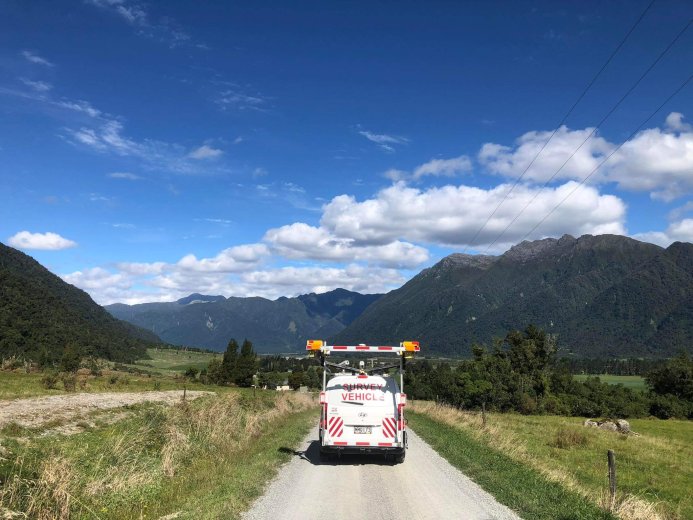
[463,0,656,252]
[519,70,693,245]
[482,16,692,253]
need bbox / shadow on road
[278,441,396,467]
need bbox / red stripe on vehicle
[333,441,347,446]
[382,418,395,437]
[378,443,393,446]
[356,442,370,446]
[329,417,342,436]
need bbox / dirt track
[242,425,521,520]
[0,390,213,434]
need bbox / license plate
[354,426,372,434]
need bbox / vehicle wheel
[394,450,406,464]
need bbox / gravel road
[0,390,213,432]
[242,426,521,520]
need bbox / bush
[40,371,59,390]
[184,367,200,380]
[539,395,571,415]
[550,427,589,449]
[649,393,689,419]
[518,393,538,415]
[61,373,77,392]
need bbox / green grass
[573,375,647,391]
[408,411,615,520]
[129,348,219,375]
[411,402,692,520]
[0,390,317,519]
[0,370,211,399]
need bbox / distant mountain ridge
[0,243,160,363]
[333,234,693,357]
[106,288,382,352]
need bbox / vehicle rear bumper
[321,443,404,455]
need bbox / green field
[411,401,692,520]
[573,374,647,391]
[129,347,219,375]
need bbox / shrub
[550,427,589,449]
[518,393,538,415]
[153,381,162,391]
[41,371,59,390]
[61,373,77,392]
[184,367,199,380]
[649,393,689,419]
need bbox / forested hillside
[334,234,693,357]
[0,243,160,363]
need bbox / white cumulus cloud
[412,155,472,179]
[633,218,693,247]
[264,222,429,269]
[478,114,693,201]
[177,244,269,272]
[7,231,77,250]
[320,181,625,251]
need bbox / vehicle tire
[394,450,406,464]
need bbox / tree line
[404,325,692,420]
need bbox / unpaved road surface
[243,426,521,520]
[0,390,213,432]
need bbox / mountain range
[3,234,691,361]
[106,289,381,352]
[334,234,693,357]
[0,243,159,363]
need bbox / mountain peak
[437,253,496,270]
[503,236,568,262]
[176,293,226,305]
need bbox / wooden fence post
[481,401,487,427]
[608,449,617,511]
[183,385,187,401]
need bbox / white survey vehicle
[306,340,420,463]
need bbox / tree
[234,339,258,387]
[288,370,305,390]
[60,344,82,373]
[221,338,239,384]
[207,358,224,385]
[646,352,693,401]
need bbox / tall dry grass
[0,391,315,519]
[411,401,673,520]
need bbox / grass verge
[410,402,691,520]
[409,411,615,520]
[0,390,317,519]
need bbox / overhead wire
[462,0,657,252]
[481,16,692,253]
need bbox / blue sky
[1,0,692,304]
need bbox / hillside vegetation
[334,234,693,357]
[0,243,160,364]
